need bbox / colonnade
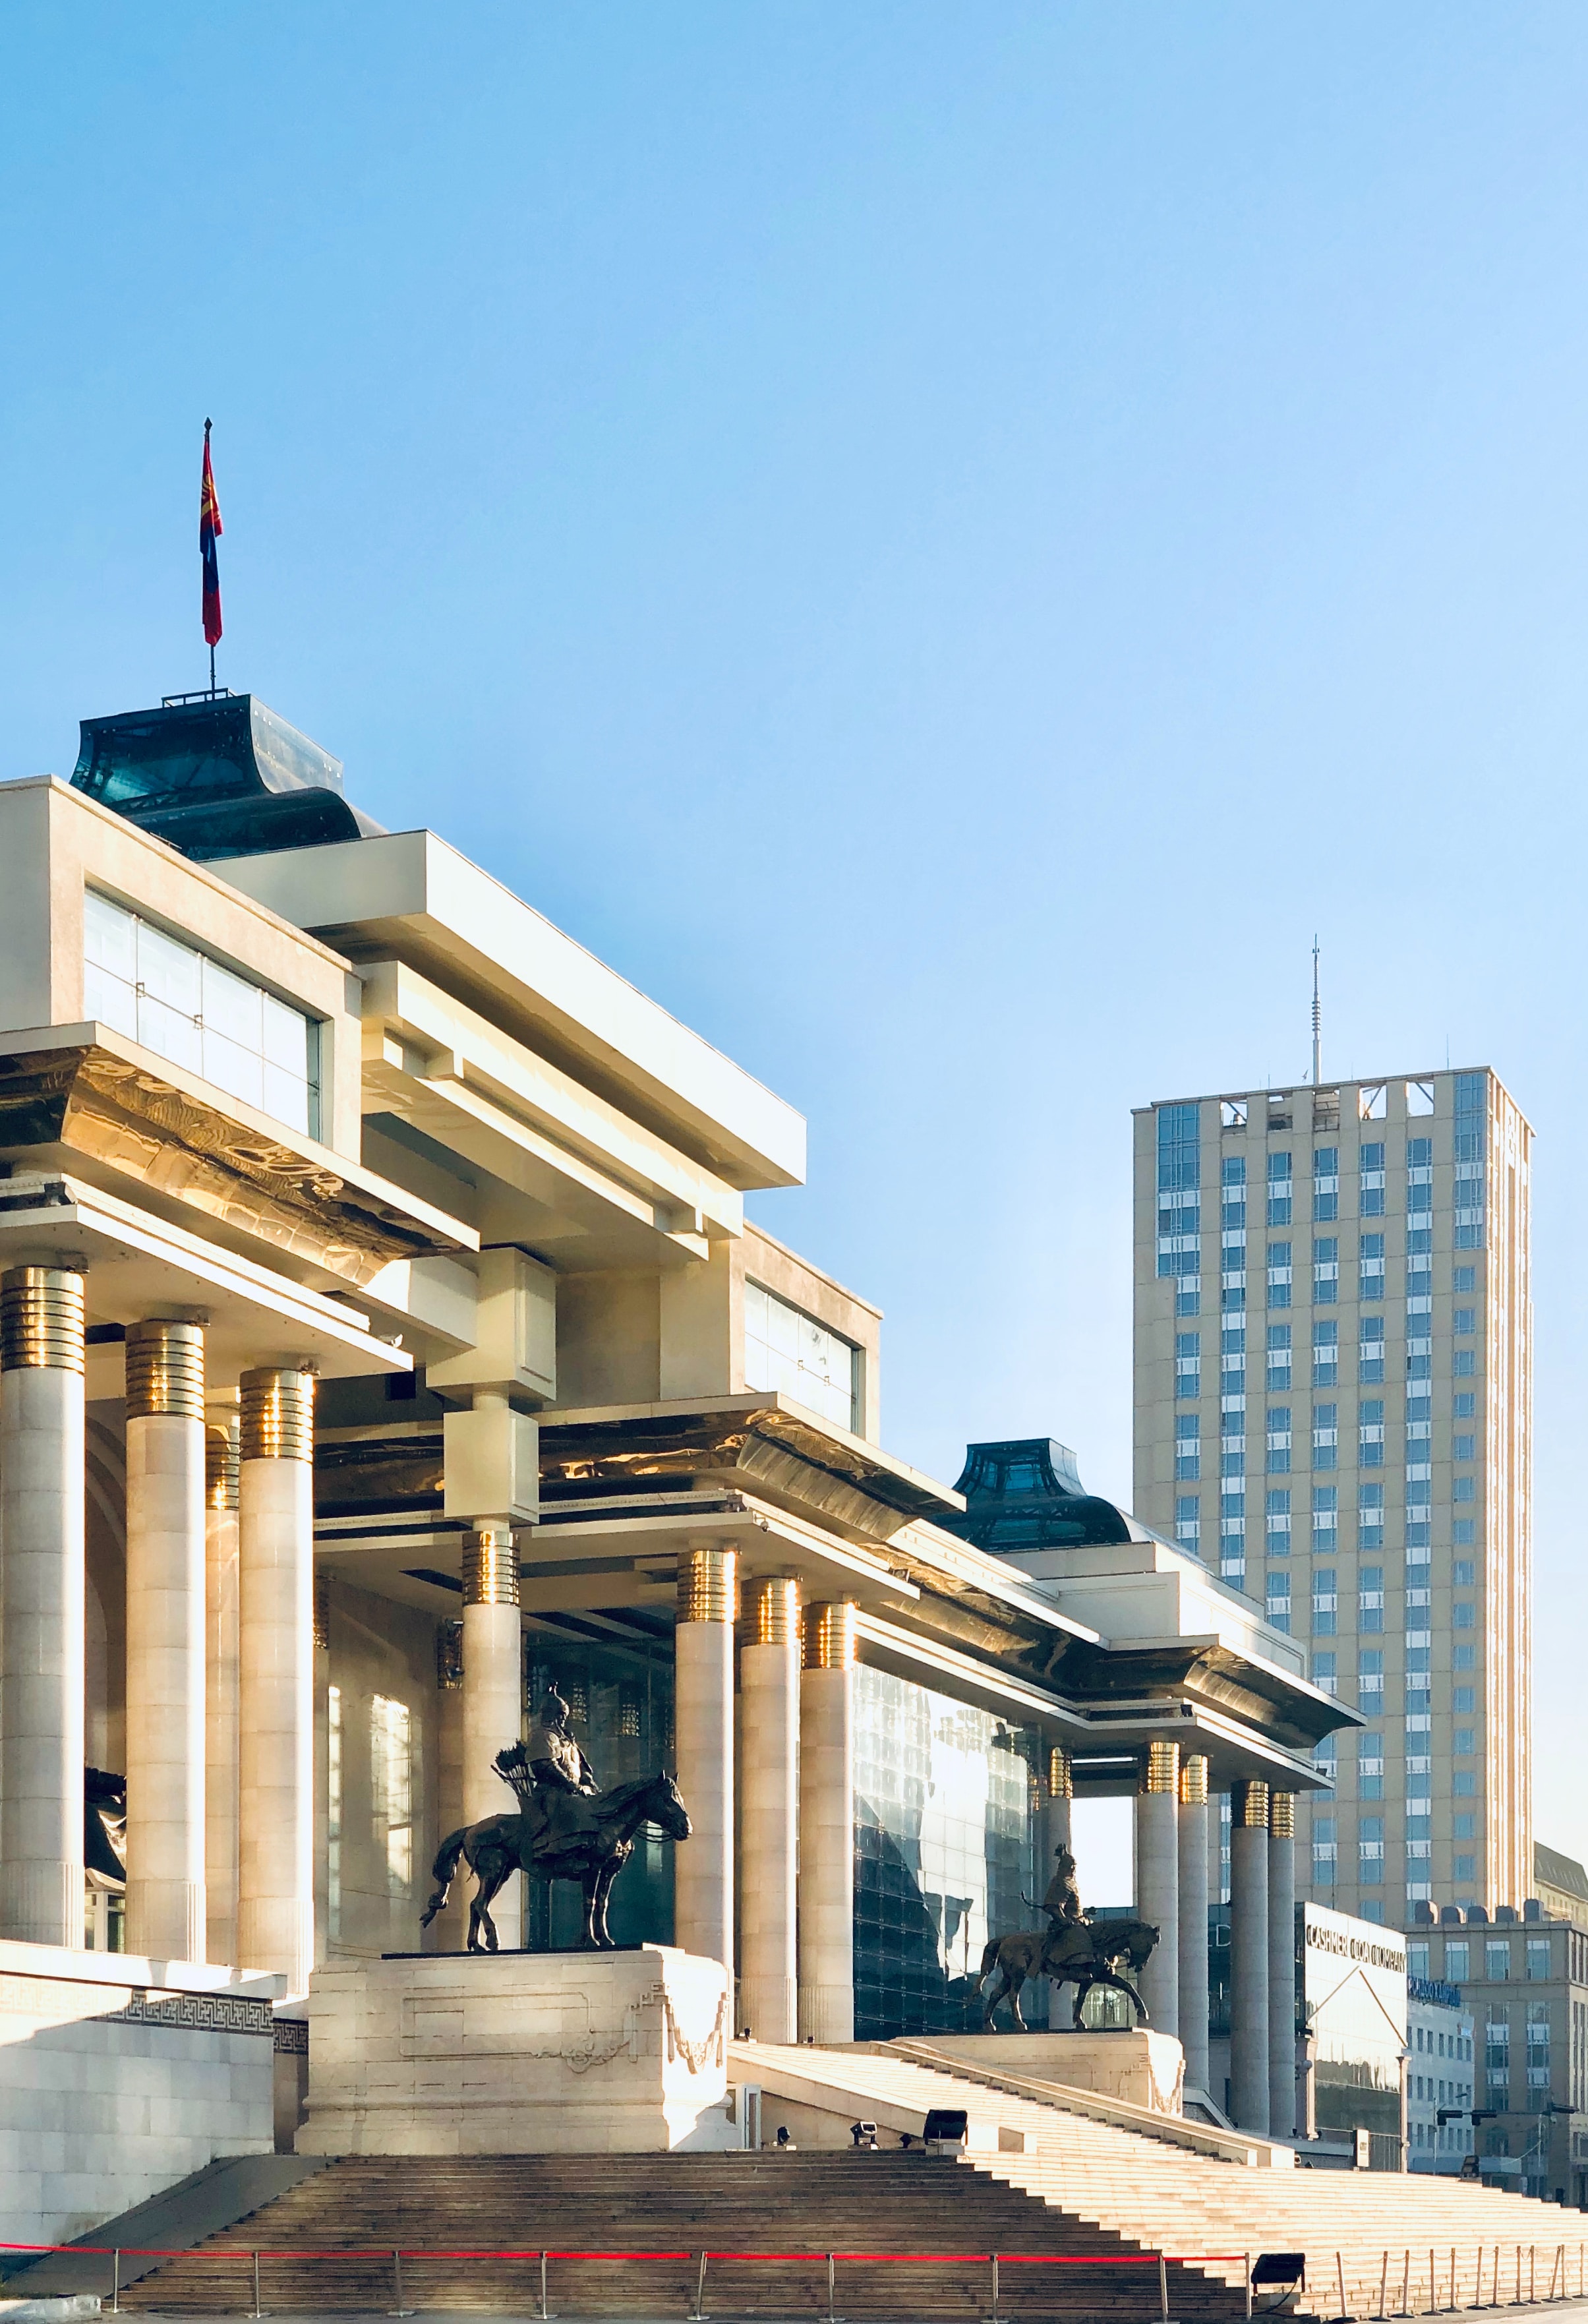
[1123,1743,1297,2133]
[671,1547,856,2044]
[0,1265,321,1995]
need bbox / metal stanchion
[989,2251,1007,2323]
[109,2250,120,2315]
[1158,2250,1171,2322]
[688,2249,708,2321]
[825,2250,837,2324]
[249,2248,266,2318]
[537,2247,552,2320]
[388,2247,414,2315]
[1245,2249,1253,2321]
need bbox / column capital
[1047,1743,1074,1801]
[1232,1777,1270,1829]
[126,1319,204,1421]
[1269,1789,1295,1838]
[0,1265,84,1373]
[239,1367,314,1462]
[741,1573,799,1644]
[461,1526,519,1607]
[1141,1739,1181,1795]
[678,1543,736,1624]
[802,1598,856,1669]
[1179,1752,1210,1806]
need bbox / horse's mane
[593,1771,674,1820]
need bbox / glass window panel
[261,989,309,1073]
[136,991,203,1074]
[134,918,202,1016]
[84,890,136,979]
[202,956,264,1048]
[262,1063,310,1135]
[83,960,138,1039]
[203,1028,266,1112]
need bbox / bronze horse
[421,1768,691,1951]
[978,1914,1160,2031]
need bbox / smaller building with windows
[1407,1904,1588,2204]
[1406,1976,1475,2171]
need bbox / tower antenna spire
[1311,936,1322,1086]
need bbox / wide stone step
[117,2155,1251,2319]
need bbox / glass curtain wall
[853,1663,1040,2039]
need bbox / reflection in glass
[853,1665,1038,2039]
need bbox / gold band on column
[436,1619,464,1690]
[462,1526,519,1607]
[802,1599,856,1670]
[125,1319,204,1421]
[1047,1744,1074,1800]
[742,1574,800,1644]
[1142,1739,1181,1795]
[1180,1752,1210,1806]
[1269,1789,1295,1839]
[206,1415,240,1510]
[0,1266,84,1373]
[678,1545,736,1624]
[1232,1777,1270,1830]
[239,1367,314,1463]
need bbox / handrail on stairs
[879,2039,1293,2170]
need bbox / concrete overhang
[0,1174,409,1381]
[359,959,743,1254]
[0,1023,475,1298]
[213,829,806,1193]
[539,1394,965,1545]
[314,1487,924,1621]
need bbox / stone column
[312,1573,330,1969]
[1268,1789,1297,2137]
[237,1367,316,1996]
[674,1543,735,1971]
[798,1599,855,2044]
[123,1320,207,1963]
[430,1619,467,1951]
[204,1403,241,1967]
[1135,1739,1180,2037]
[1042,1743,1074,2031]
[738,1574,799,2042]
[1177,1753,1211,2096]
[0,1265,86,1948]
[1229,1777,1271,2133]
[461,1526,522,1950]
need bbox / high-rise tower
[1133,1070,1531,1922]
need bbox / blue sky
[3,5,1585,1875]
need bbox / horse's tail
[978,1936,1003,1982]
[419,1825,470,1928]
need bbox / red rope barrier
[0,2238,1249,2265]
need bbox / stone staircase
[736,2040,1588,2318]
[115,2151,1248,2317]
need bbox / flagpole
[205,419,216,697]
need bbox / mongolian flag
[200,421,223,647]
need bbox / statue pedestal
[918,2030,1185,2115]
[298,1944,736,2155]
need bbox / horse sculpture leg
[1094,1968,1151,2025]
[469,1859,514,1953]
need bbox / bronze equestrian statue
[420,1691,691,1951]
[978,1840,1160,2031]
